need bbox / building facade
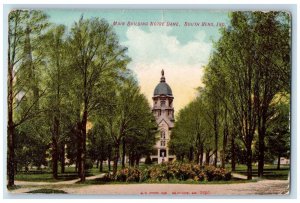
[151,70,176,163]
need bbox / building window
[160,149,166,157]
[161,131,165,139]
[161,140,165,146]
[161,100,165,107]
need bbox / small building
[150,70,176,163]
[274,157,290,165]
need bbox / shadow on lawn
[234,168,289,180]
[15,170,95,182]
[26,189,67,194]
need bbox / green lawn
[14,163,289,183]
[228,164,290,180]
[15,165,104,182]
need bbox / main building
[150,70,176,163]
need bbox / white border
[1,1,299,202]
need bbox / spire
[160,69,166,82]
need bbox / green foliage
[114,163,231,183]
[205,166,231,181]
[115,167,141,182]
[84,159,94,170]
[171,11,291,179]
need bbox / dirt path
[13,173,106,186]
[10,177,289,195]
[59,179,289,195]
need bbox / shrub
[149,166,166,181]
[126,168,141,182]
[115,167,141,182]
[114,162,231,183]
[175,164,196,180]
[204,166,231,181]
[115,168,129,182]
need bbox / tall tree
[202,11,290,179]
[170,96,212,166]
[250,12,291,177]
[40,24,69,179]
[7,10,49,186]
[265,97,290,170]
[68,16,130,181]
[101,78,156,175]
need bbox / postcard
[6,8,291,196]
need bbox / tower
[151,69,175,163]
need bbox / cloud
[122,27,212,113]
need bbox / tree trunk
[96,159,99,168]
[79,110,87,182]
[113,142,120,176]
[52,116,60,179]
[213,113,218,167]
[205,149,210,165]
[246,143,253,180]
[7,62,14,186]
[108,157,111,172]
[258,115,267,178]
[76,121,82,176]
[60,143,65,174]
[195,148,200,165]
[129,152,135,167]
[231,133,236,171]
[222,121,228,168]
[199,144,204,167]
[277,154,281,170]
[7,12,15,188]
[189,146,194,162]
[99,160,103,172]
[7,124,15,187]
[121,138,126,168]
[135,155,140,166]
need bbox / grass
[7,185,22,191]
[229,164,290,180]
[14,164,126,182]
[14,163,289,185]
[14,165,104,182]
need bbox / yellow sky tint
[134,63,204,115]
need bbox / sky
[45,9,230,113]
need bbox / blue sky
[45,9,230,112]
[46,9,229,44]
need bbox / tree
[170,96,212,166]
[39,24,71,178]
[87,121,112,172]
[7,10,49,186]
[101,78,156,175]
[67,16,130,182]
[266,98,290,170]
[249,12,291,177]
[201,11,290,179]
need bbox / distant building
[273,157,290,165]
[151,70,176,163]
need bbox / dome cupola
[153,69,173,96]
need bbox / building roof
[153,69,173,96]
